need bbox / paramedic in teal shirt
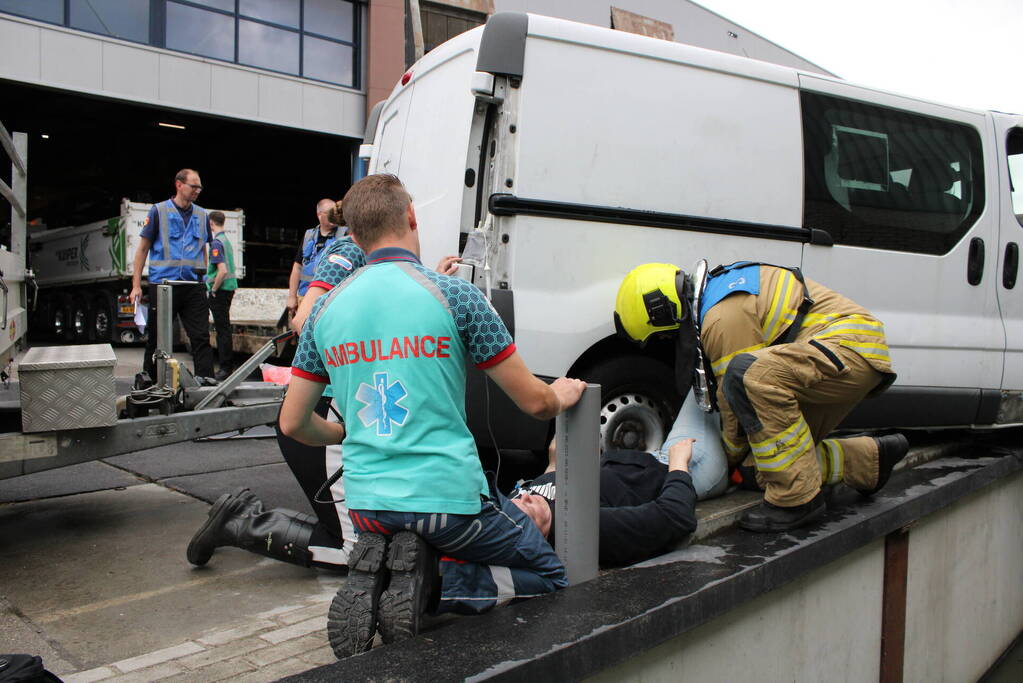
[282,174,586,658]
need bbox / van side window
[801,91,985,255]
[1007,129,1023,228]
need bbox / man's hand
[129,285,142,305]
[286,294,298,318]
[435,255,461,276]
[667,438,695,473]
[551,377,587,413]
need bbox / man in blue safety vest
[287,198,340,319]
[281,173,586,658]
[130,168,214,382]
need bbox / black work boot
[187,492,315,567]
[328,533,389,658]
[739,492,826,533]
[860,433,910,496]
[377,531,439,644]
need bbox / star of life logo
[355,372,409,436]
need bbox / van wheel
[580,355,681,454]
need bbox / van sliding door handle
[967,237,984,286]
[1004,242,1019,289]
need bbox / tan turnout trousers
[701,266,895,507]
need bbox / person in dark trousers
[130,168,214,381]
[280,174,585,658]
[513,437,698,568]
[287,198,339,320]
[205,211,237,380]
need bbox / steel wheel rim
[599,392,668,453]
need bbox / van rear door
[799,75,1004,427]
[993,114,1023,407]
[369,32,481,268]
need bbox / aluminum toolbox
[19,344,117,432]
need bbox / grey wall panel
[258,75,303,124]
[41,29,103,90]
[103,42,160,101]
[0,14,365,139]
[0,20,42,81]
[158,54,212,111]
[211,65,260,118]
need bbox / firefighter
[614,261,909,532]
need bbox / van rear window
[801,92,984,255]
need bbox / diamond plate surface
[20,367,117,433]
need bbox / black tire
[70,296,90,343]
[52,293,73,341]
[90,293,114,342]
[580,355,681,454]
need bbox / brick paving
[60,592,343,683]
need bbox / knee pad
[722,353,763,435]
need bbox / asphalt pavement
[1,348,346,682]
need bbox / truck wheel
[71,297,90,342]
[52,294,72,341]
[91,294,114,342]
[580,355,681,454]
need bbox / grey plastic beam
[554,383,601,585]
[476,12,528,78]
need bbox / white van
[360,12,1023,453]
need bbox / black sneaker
[377,531,438,644]
[738,492,826,533]
[859,433,910,496]
[327,533,388,658]
[214,368,232,382]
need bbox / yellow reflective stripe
[750,417,806,454]
[816,323,885,336]
[722,434,747,456]
[762,272,796,341]
[803,312,841,326]
[712,343,766,376]
[838,340,891,360]
[755,428,814,472]
[818,439,843,485]
[832,439,844,484]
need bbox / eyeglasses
[180,182,203,191]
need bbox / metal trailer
[0,122,287,481]
[29,199,245,344]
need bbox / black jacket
[521,449,698,568]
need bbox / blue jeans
[653,391,730,500]
[350,485,567,615]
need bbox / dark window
[421,1,485,54]
[802,91,985,255]
[0,0,63,24]
[304,34,353,86]
[239,0,299,29]
[1007,129,1023,228]
[306,0,353,42]
[238,18,300,74]
[0,0,361,88]
[166,1,235,62]
[70,0,149,43]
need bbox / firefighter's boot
[187,492,315,567]
[739,491,826,533]
[859,433,910,496]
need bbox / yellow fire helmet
[614,262,692,345]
